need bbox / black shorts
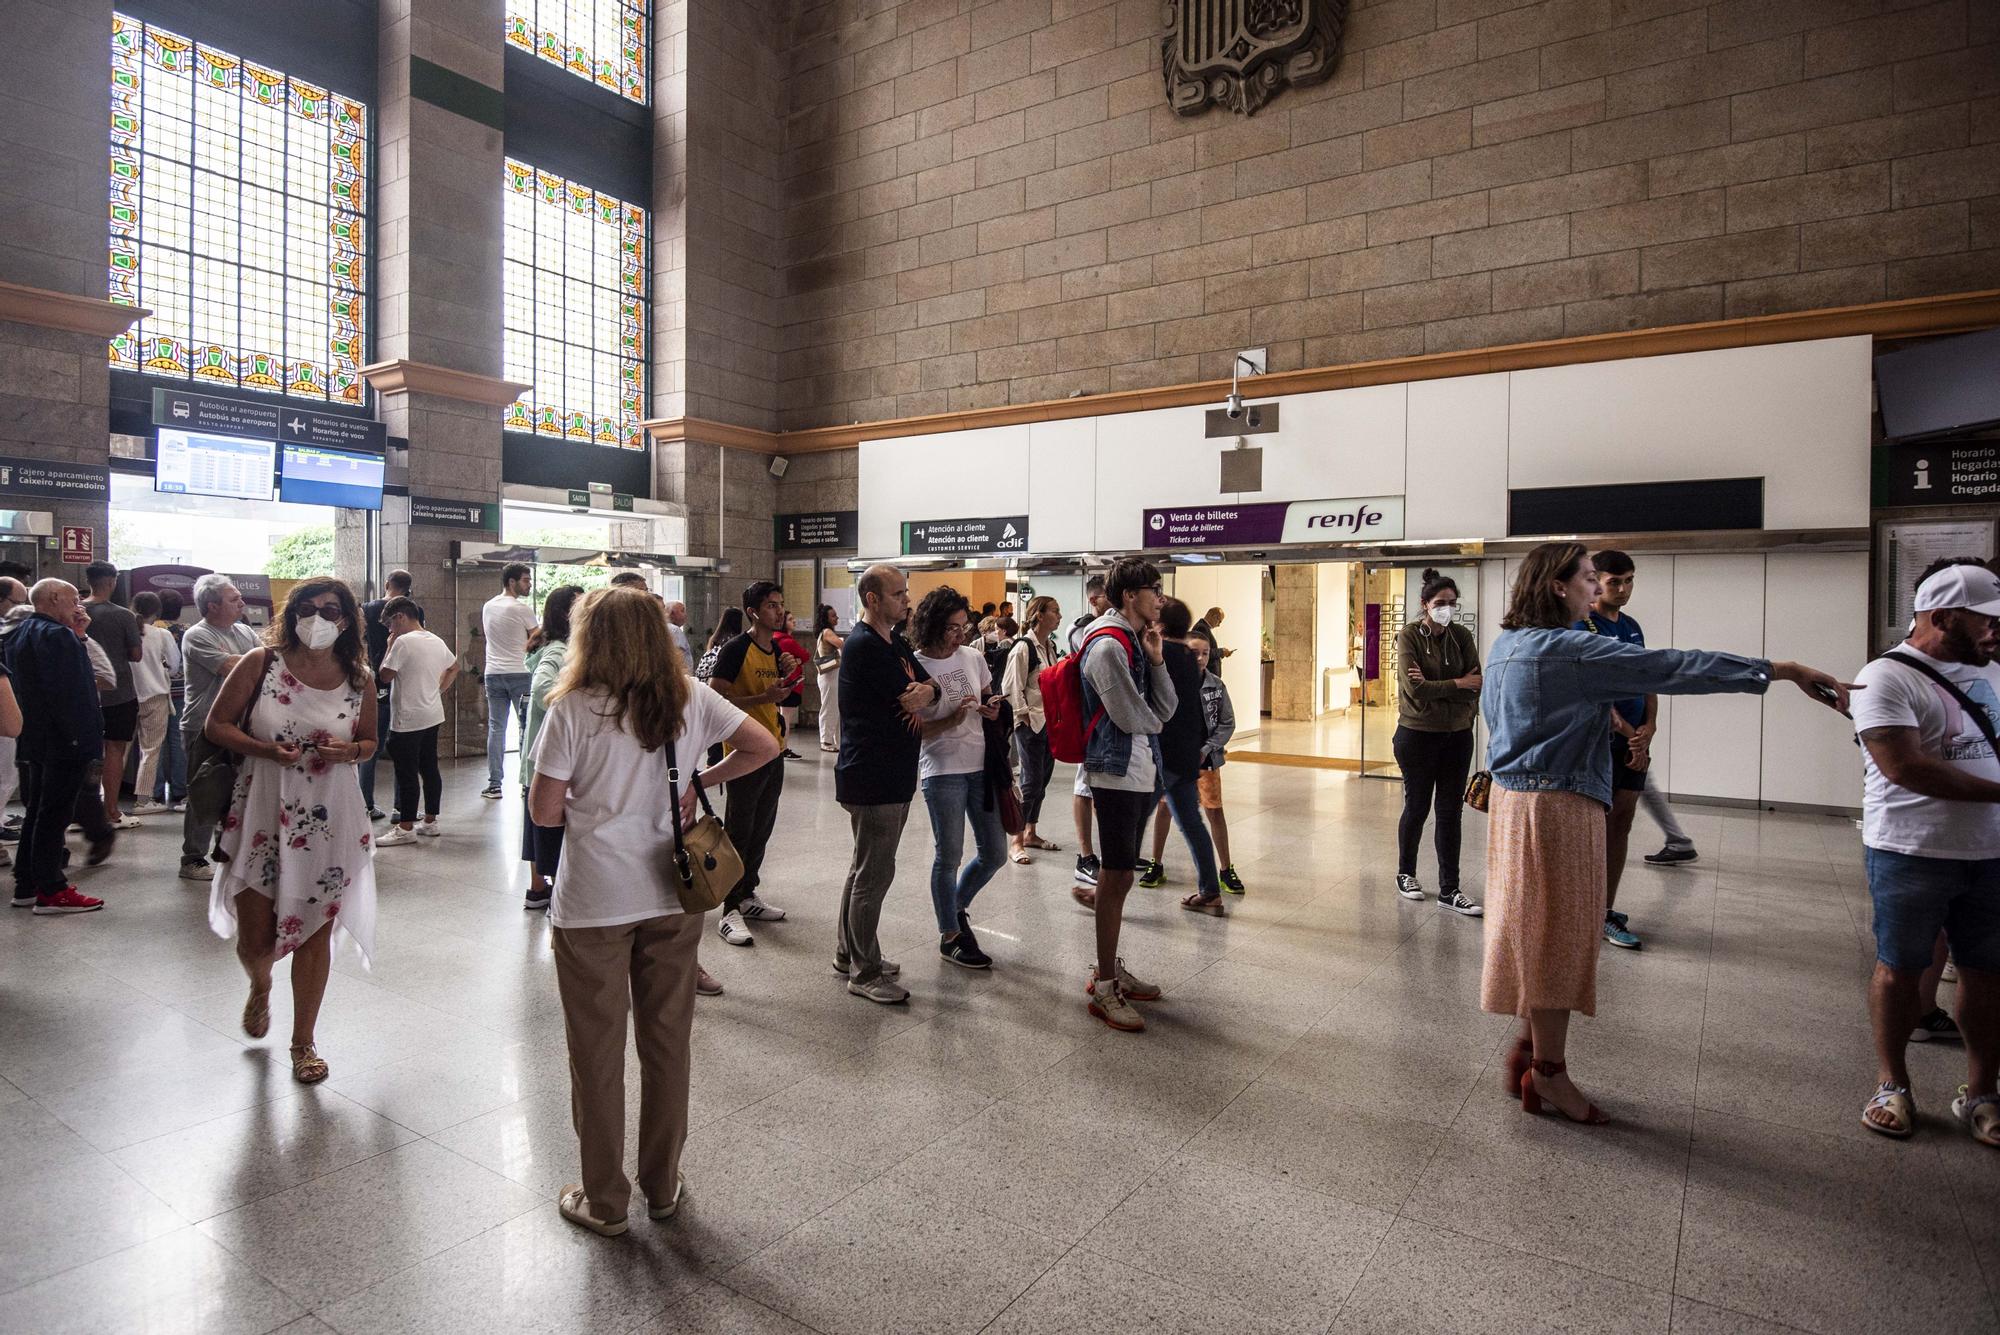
[1091,786,1155,872]
[1608,735,1648,794]
[101,699,139,743]
[520,790,565,877]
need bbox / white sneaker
[110,815,142,830]
[376,825,418,847]
[415,820,441,839]
[739,893,786,922]
[847,974,910,1004]
[130,800,169,815]
[718,910,754,946]
[177,860,213,881]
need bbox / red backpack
[1039,626,1133,764]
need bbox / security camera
[1225,392,1244,420]
[1245,407,1262,429]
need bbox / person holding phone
[204,580,379,1086]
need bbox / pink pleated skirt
[1479,786,1608,1018]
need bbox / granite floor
[0,751,1993,1335]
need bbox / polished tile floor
[1,753,1994,1335]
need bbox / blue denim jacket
[1480,627,1773,808]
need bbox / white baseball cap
[1914,564,2000,616]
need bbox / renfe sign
[1143,496,1405,548]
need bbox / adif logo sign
[1279,496,1404,543]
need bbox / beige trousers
[551,910,702,1222]
[132,694,171,800]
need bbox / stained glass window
[108,14,367,405]
[505,0,647,104]
[502,158,647,450]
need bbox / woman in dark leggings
[1392,569,1484,916]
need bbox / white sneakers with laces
[718,910,754,946]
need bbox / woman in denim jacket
[1480,542,1852,1124]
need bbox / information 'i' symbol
[1914,458,1932,490]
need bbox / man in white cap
[1852,559,2000,1148]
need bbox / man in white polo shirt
[480,562,537,799]
[1853,561,2000,1149]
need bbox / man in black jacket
[1135,598,1225,912]
[5,580,106,913]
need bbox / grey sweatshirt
[1080,608,1177,793]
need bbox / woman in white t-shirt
[911,587,1008,972]
[127,591,181,815]
[374,598,459,845]
[527,585,779,1238]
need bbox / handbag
[1464,768,1492,812]
[664,756,743,915]
[187,647,271,827]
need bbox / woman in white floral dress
[206,579,379,1085]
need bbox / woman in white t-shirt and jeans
[911,586,1007,971]
[528,585,780,1237]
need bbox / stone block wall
[774,0,2000,430]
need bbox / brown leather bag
[665,760,742,914]
[1463,769,1492,813]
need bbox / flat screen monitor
[278,444,384,511]
[154,428,276,501]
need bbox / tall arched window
[502,159,647,450]
[107,13,367,405]
[505,1,647,104]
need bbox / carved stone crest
[1162,0,1347,117]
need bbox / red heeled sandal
[1504,1037,1533,1096]
[1519,1058,1609,1124]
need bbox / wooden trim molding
[642,289,2000,456]
[0,280,148,338]
[639,415,783,453]
[360,359,530,405]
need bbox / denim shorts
[1865,847,2000,973]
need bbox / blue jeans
[153,698,187,801]
[485,672,531,786]
[922,771,1008,935]
[1865,847,2000,973]
[356,692,390,808]
[1161,770,1221,900]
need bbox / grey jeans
[1639,774,1694,851]
[837,801,910,984]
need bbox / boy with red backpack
[1041,558,1177,1032]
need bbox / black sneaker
[1911,1007,1962,1042]
[1437,888,1484,917]
[1220,866,1245,895]
[1075,854,1099,887]
[940,932,991,970]
[481,785,504,800]
[1137,859,1165,888]
[523,888,551,912]
[367,807,387,821]
[1644,845,1698,865]
[1395,873,1424,901]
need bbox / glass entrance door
[1357,561,1482,779]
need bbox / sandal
[1009,847,1032,865]
[242,987,271,1040]
[1952,1086,2000,1147]
[1520,1059,1609,1124]
[1862,1081,1916,1138]
[558,1185,628,1236]
[288,1043,329,1085]
[1025,836,1061,851]
[1181,893,1226,917]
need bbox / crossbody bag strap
[664,756,691,887]
[238,647,272,733]
[1881,650,2000,754]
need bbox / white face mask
[301,615,341,650]
[1428,605,1455,627]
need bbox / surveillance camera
[1245,407,1262,429]
[1225,392,1244,420]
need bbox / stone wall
[774,0,2000,431]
